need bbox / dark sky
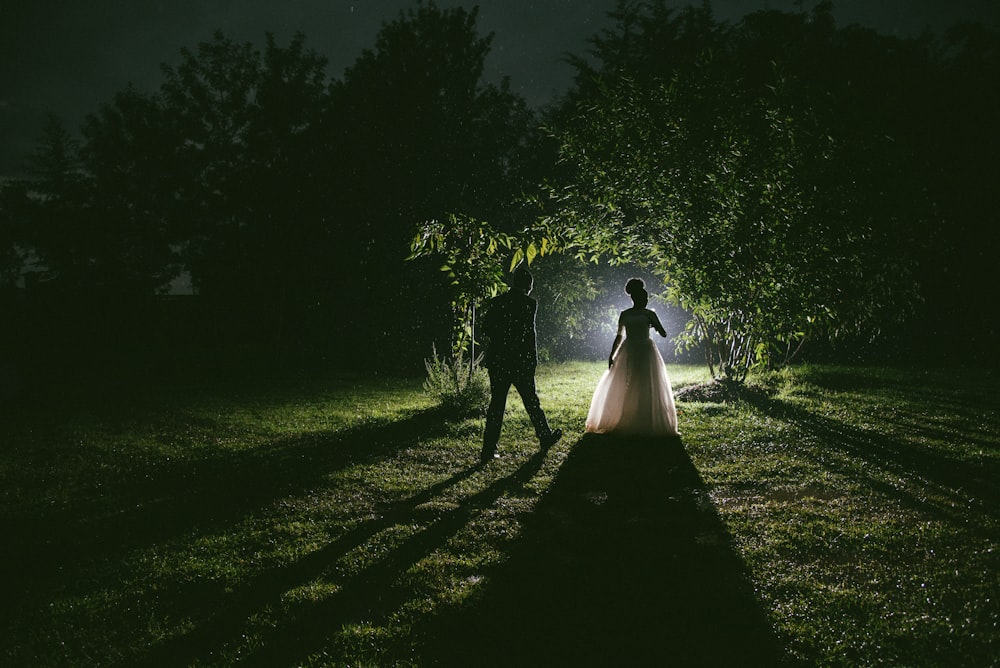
[2,0,998,178]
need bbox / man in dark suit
[480,266,562,461]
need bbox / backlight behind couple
[480,269,678,461]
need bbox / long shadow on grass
[792,367,999,448]
[742,392,999,518]
[415,435,793,667]
[211,450,552,667]
[2,406,456,622]
[140,452,493,666]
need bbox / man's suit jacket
[481,290,537,375]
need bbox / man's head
[509,266,533,293]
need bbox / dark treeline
[1,3,542,387]
[1,1,997,393]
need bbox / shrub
[422,345,489,416]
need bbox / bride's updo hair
[625,278,648,307]
[625,278,645,297]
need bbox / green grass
[1,363,997,666]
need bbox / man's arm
[526,298,539,366]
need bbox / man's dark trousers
[483,367,552,451]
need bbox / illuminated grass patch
[1,364,996,666]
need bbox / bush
[422,345,489,416]
[674,376,779,403]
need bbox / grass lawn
[1,362,997,666]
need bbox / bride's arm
[649,310,667,337]
[608,316,625,368]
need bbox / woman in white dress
[586,278,679,437]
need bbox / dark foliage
[545,1,998,376]
[1,0,997,390]
[1,2,538,382]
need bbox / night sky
[2,0,998,179]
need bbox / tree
[152,30,341,359]
[12,7,543,370]
[19,102,184,299]
[546,2,927,380]
[18,115,83,278]
[335,1,535,226]
[0,180,29,289]
[158,31,330,302]
[338,1,541,364]
[916,22,1000,361]
[79,86,182,296]
[11,113,147,298]
[409,214,515,361]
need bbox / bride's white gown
[586,309,679,436]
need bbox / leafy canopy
[544,1,927,380]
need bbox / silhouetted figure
[480,267,562,461]
[586,278,679,437]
